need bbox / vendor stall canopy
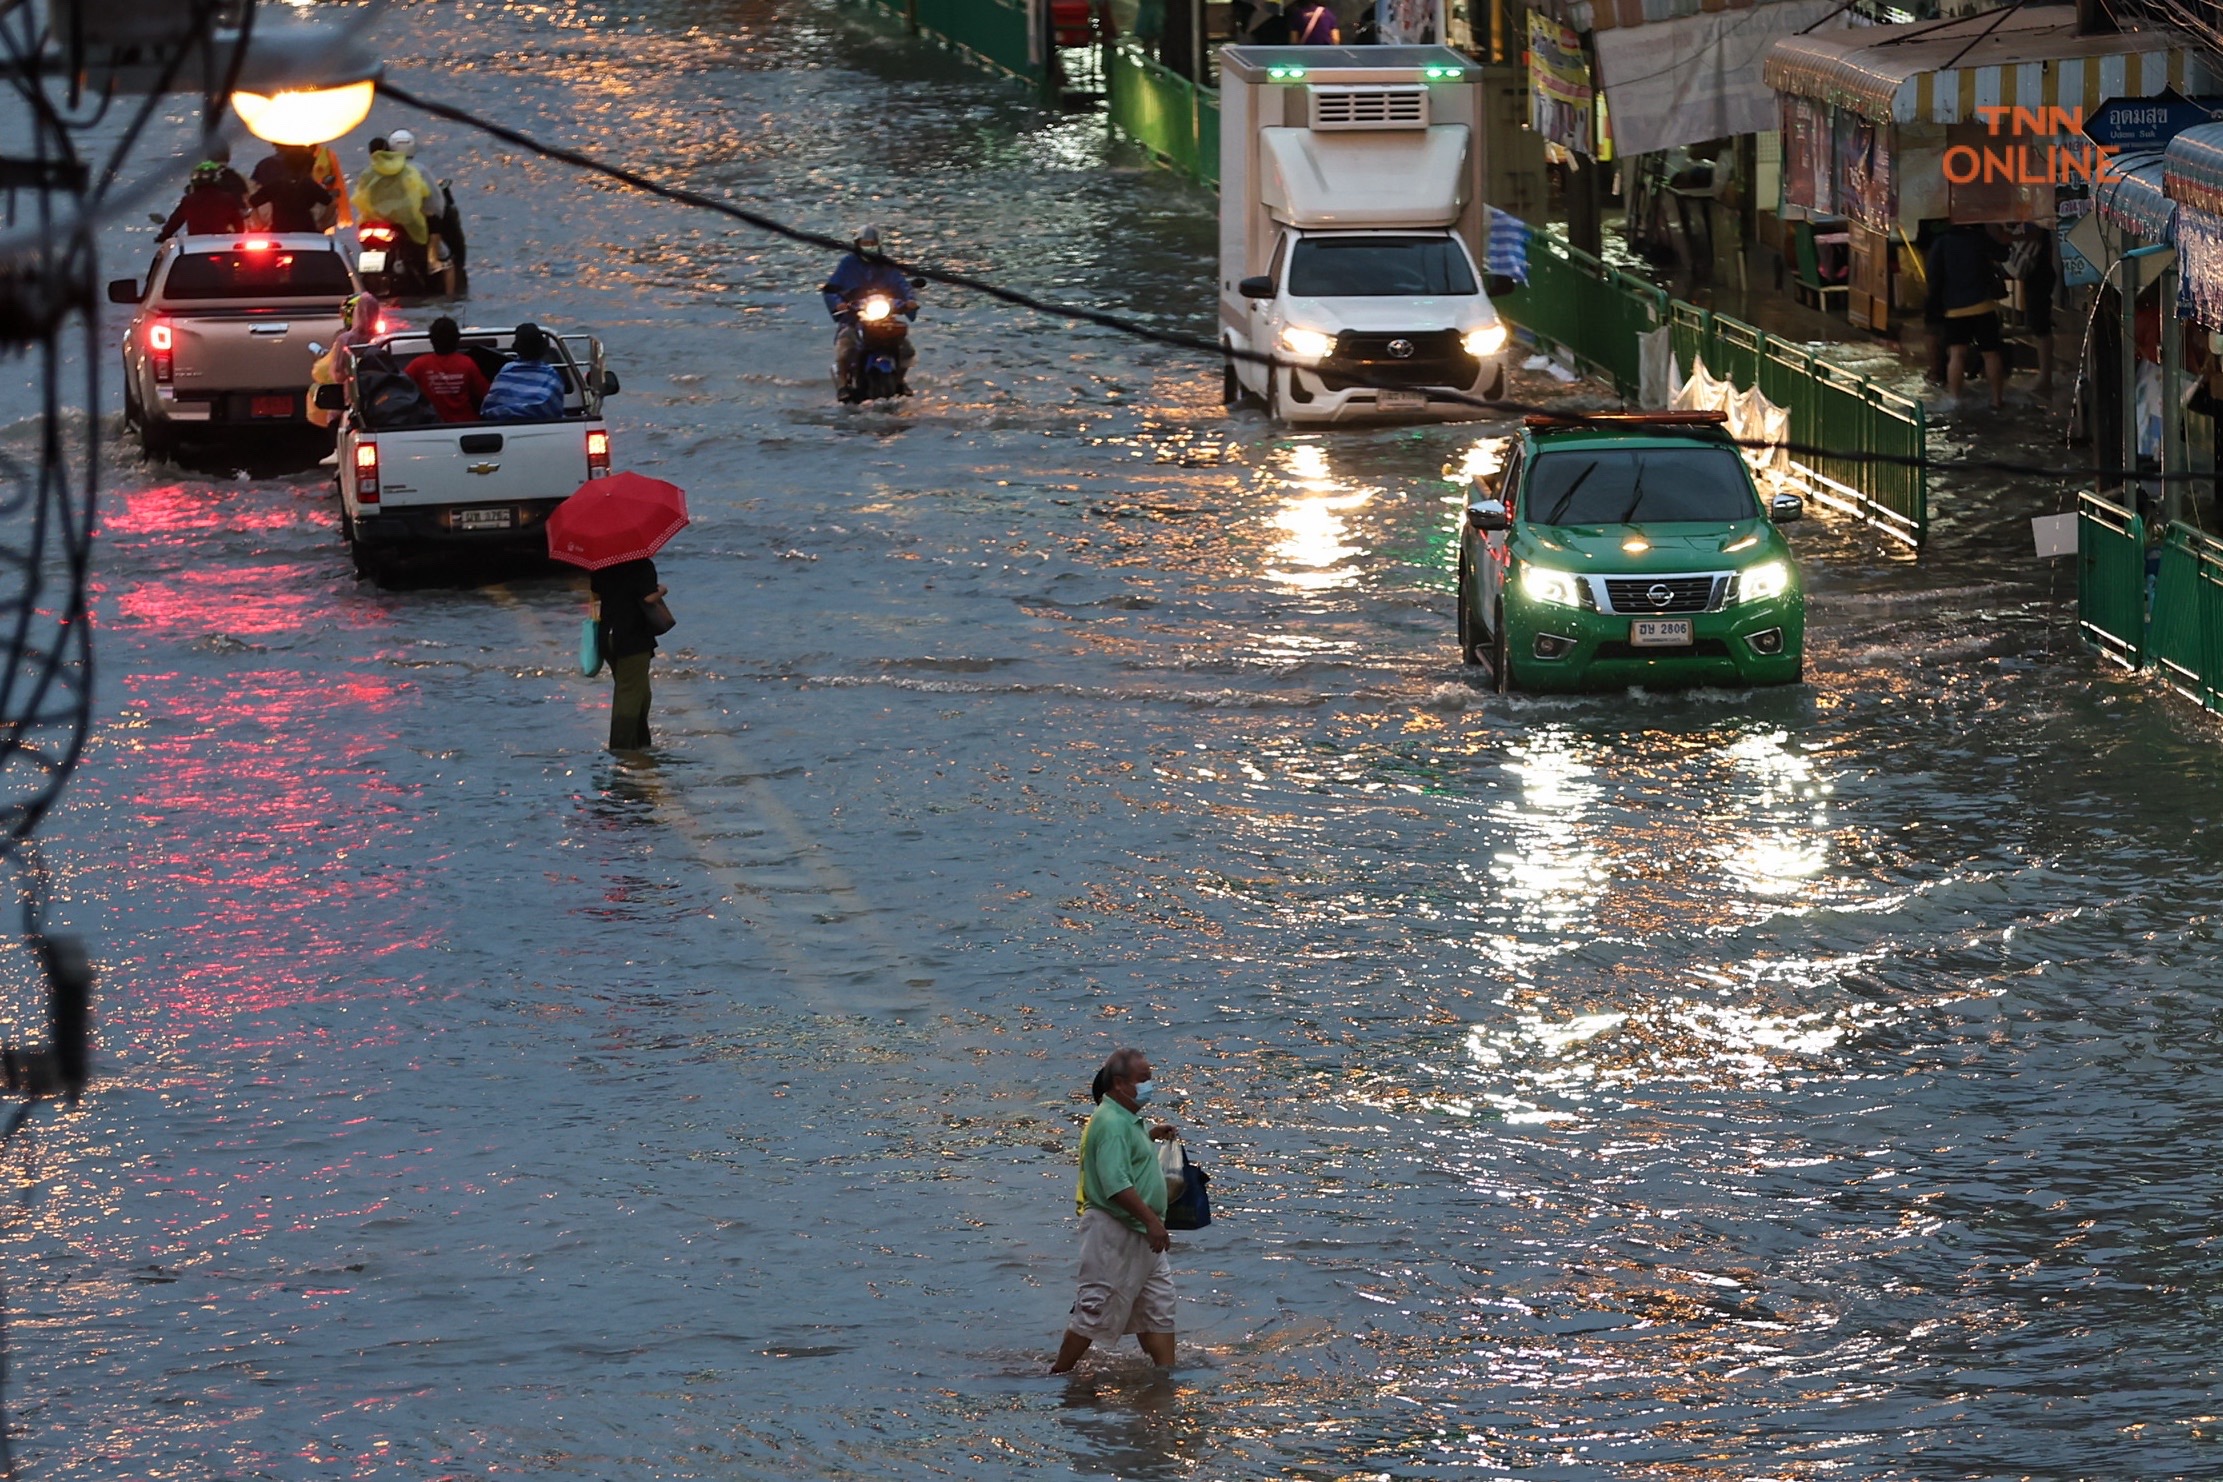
[2165,121,2223,217]
[2098,150,2176,242]
[1763,7,2214,127]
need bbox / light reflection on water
[4,0,2221,1477]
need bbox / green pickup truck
[1456,412,1807,692]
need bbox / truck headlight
[1736,559,1792,604]
[1279,326,1335,361]
[1462,322,1508,358]
[1518,564,1583,608]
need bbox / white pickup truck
[110,232,359,455]
[322,325,620,582]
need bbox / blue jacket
[821,252,916,320]
[479,358,566,422]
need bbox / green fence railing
[854,0,1045,86]
[1105,41,1220,185]
[1668,304,1929,545]
[1498,234,1667,401]
[2077,492,2147,669]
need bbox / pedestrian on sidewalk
[1051,1048,1181,1374]
[591,557,669,752]
[1925,223,2007,413]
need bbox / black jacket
[592,559,661,660]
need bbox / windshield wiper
[1539,460,1599,525]
[1613,458,1648,524]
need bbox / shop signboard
[2082,89,2223,151]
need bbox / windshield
[1524,446,1760,526]
[1287,236,1477,297]
[163,249,353,300]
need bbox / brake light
[146,319,173,382]
[375,317,391,335]
[353,440,380,503]
[585,428,610,477]
[241,238,274,251]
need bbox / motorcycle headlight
[1279,326,1335,361]
[1462,322,1508,358]
[858,296,893,323]
[1518,564,1584,608]
[1737,559,1792,604]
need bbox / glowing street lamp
[227,17,384,146]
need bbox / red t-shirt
[405,351,491,423]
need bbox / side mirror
[312,383,347,411]
[1484,273,1520,298]
[910,275,927,288]
[1466,498,1510,532]
[106,279,140,304]
[1237,275,1275,299]
[1770,493,1804,523]
[600,370,621,395]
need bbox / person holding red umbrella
[547,471,688,752]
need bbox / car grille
[1319,330,1476,391]
[1601,574,1728,615]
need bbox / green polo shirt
[1075,1100,1166,1233]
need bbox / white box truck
[1218,45,1509,425]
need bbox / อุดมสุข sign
[2081,89,2223,150]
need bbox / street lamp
[227,16,384,146]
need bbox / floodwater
[4,1,2222,1477]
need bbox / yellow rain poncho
[350,150,432,244]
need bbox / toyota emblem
[1387,338,1415,359]
[1647,584,1674,607]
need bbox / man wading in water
[1051,1047,1182,1373]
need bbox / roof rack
[1522,411,1728,429]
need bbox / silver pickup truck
[109,233,357,456]
[322,325,620,583]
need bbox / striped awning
[2165,122,2223,217]
[1542,0,1810,35]
[2097,151,2176,242]
[1763,9,2208,126]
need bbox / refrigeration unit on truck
[1218,45,1509,426]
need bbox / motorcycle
[839,292,913,404]
[356,182,467,300]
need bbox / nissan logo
[1647,584,1674,607]
[1387,338,1415,359]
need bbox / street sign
[2082,88,2223,150]
[2062,209,2104,288]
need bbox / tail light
[146,319,173,383]
[585,428,610,478]
[353,439,380,503]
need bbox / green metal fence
[1105,41,1220,185]
[853,0,1045,86]
[2145,520,2223,712]
[2077,492,2147,670]
[1497,235,1666,401]
[1670,303,1928,545]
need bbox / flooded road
[6,1,2223,1476]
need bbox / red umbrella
[546,471,689,570]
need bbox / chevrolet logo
[467,462,500,475]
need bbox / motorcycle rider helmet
[390,128,418,158]
[190,160,226,185]
[854,225,884,259]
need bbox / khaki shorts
[1066,1208,1176,1340]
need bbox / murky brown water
[0,2,2218,1477]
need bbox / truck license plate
[1630,619,1693,647]
[457,508,513,531]
[1378,389,1428,411]
[358,249,387,273]
[250,394,293,419]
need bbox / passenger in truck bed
[478,322,567,422]
[404,316,490,423]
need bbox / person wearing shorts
[1051,1047,1181,1372]
[1926,223,2008,411]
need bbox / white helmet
[390,128,417,158]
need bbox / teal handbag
[579,615,603,677]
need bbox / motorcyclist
[821,225,917,392]
[157,160,246,241]
[350,136,436,283]
[390,127,466,285]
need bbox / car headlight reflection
[1737,559,1792,604]
[1279,326,1335,361]
[1518,564,1584,608]
[1462,322,1508,358]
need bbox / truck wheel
[1222,351,1240,407]
[1457,553,1482,666]
[1266,369,1283,424]
[139,416,176,461]
[342,512,372,579]
[1490,599,1511,694]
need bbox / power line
[378,77,2190,486]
